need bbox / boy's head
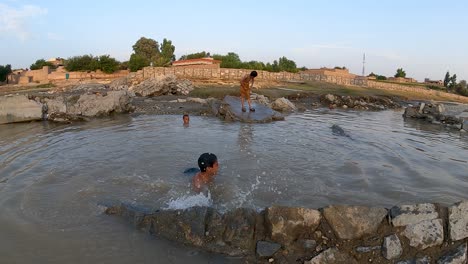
[183,114,190,124]
[250,71,258,78]
[198,153,218,173]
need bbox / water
[1,109,467,263]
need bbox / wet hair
[250,71,258,77]
[198,153,218,172]
[183,114,189,119]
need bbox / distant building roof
[172,58,221,66]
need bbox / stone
[448,201,468,241]
[251,94,270,106]
[266,206,321,245]
[397,256,431,264]
[131,75,193,96]
[222,208,258,255]
[390,203,439,227]
[302,239,317,249]
[67,90,133,117]
[305,247,358,264]
[402,218,444,250]
[256,241,281,257]
[322,205,387,240]
[109,76,130,90]
[270,97,297,112]
[355,246,381,253]
[187,97,207,104]
[44,97,67,114]
[0,95,43,124]
[437,243,467,264]
[324,94,336,103]
[217,95,284,123]
[382,234,402,260]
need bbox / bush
[30,59,56,70]
[65,54,120,73]
[99,55,119,73]
[128,53,149,72]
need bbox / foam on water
[165,191,212,210]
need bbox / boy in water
[183,114,190,126]
[240,71,258,112]
[192,153,219,192]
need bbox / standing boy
[240,71,258,112]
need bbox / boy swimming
[192,153,219,192]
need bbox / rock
[390,203,439,227]
[437,243,467,264]
[73,83,107,92]
[131,75,193,96]
[221,208,258,255]
[0,95,43,124]
[402,218,444,249]
[251,94,270,106]
[355,246,381,253]
[270,97,297,112]
[322,205,387,240]
[256,241,281,257]
[67,90,133,117]
[331,124,351,138]
[265,206,321,245]
[217,95,284,123]
[382,234,402,260]
[109,76,130,90]
[44,97,67,113]
[305,247,358,264]
[342,105,348,109]
[302,239,317,249]
[448,201,468,241]
[324,94,336,103]
[187,97,207,104]
[397,256,431,264]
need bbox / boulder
[187,97,207,104]
[322,205,387,240]
[67,90,133,117]
[256,241,281,257]
[0,95,43,124]
[397,256,431,264]
[221,208,258,255]
[109,76,130,90]
[437,243,467,264]
[382,234,402,260]
[270,97,297,112]
[305,247,358,264]
[448,200,468,241]
[402,218,444,250]
[251,94,270,106]
[265,206,321,245]
[131,75,193,96]
[390,203,439,227]
[216,95,284,123]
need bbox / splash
[165,191,212,210]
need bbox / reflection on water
[0,109,467,263]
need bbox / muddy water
[1,109,467,263]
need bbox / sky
[1,0,467,81]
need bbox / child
[183,114,190,126]
[192,153,219,192]
[240,71,258,112]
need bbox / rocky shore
[106,201,468,263]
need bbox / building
[301,67,356,78]
[47,57,64,67]
[424,78,443,86]
[172,57,221,69]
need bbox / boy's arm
[250,78,255,89]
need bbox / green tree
[443,71,451,87]
[128,53,149,72]
[132,37,160,62]
[179,51,209,60]
[278,56,298,73]
[448,74,457,90]
[155,38,175,66]
[394,68,406,78]
[0,64,12,82]
[455,80,468,96]
[30,59,55,70]
[98,55,120,73]
[65,55,99,72]
[213,52,242,68]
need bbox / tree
[278,56,297,73]
[98,55,120,73]
[455,80,468,96]
[132,37,160,62]
[444,71,451,87]
[128,53,149,72]
[448,74,457,90]
[155,38,175,66]
[0,64,12,82]
[394,68,406,78]
[65,55,100,72]
[30,59,55,70]
[179,51,208,60]
[213,52,242,68]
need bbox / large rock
[0,95,43,124]
[305,247,358,264]
[402,218,444,249]
[265,206,321,245]
[382,234,402,260]
[131,75,193,96]
[437,243,467,264]
[270,97,297,112]
[221,208,258,255]
[397,256,431,264]
[216,95,284,123]
[322,205,387,240]
[256,241,281,257]
[448,201,468,241]
[390,203,439,227]
[67,90,133,117]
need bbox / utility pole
[362,53,366,77]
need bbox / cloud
[0,3,48,41]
